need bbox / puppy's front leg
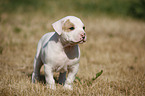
[64,64,79,90]
[44,64,56,90]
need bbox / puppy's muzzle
[79,32,86,43]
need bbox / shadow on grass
[27,73,58,84]
[27,70,103,86]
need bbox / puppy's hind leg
[58,72,66,85]
[32,55,43,83]
[32,42,43,83]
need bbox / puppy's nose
[81,33,85,37]
[82,35,85,39]
[81,33,86,39]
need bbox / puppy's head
[52,16,86,45]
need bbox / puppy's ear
[52,20,63,35]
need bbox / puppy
[32,16,86,90]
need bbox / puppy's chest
[43,42,80,72]
[53,51,79,72]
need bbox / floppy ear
[52,20,63,35]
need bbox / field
[0,0,145,96]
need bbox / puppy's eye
[69,27,74,30]
[83,26,85,30]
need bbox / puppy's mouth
[73,38,86,44]
[63,39,86,47]
[78,39,86,44]
[78,36,87,44]
[63,34,86,47]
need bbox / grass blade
[92,70,103,81]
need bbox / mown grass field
[0,0,145,96]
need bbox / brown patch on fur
[62,19,74,32]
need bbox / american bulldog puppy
[32,16,86,90]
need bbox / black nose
[81,32,86,40]
[82,36,85,39]
[82,33,85,39]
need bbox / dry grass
[0,13,145,96]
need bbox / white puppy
[32,16,86,90]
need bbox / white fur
[32,16,86,90]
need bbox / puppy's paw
[64,84,73,90]
[32,72,40,83]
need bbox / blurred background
[0,0,145,19]
[0,0,145,96]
